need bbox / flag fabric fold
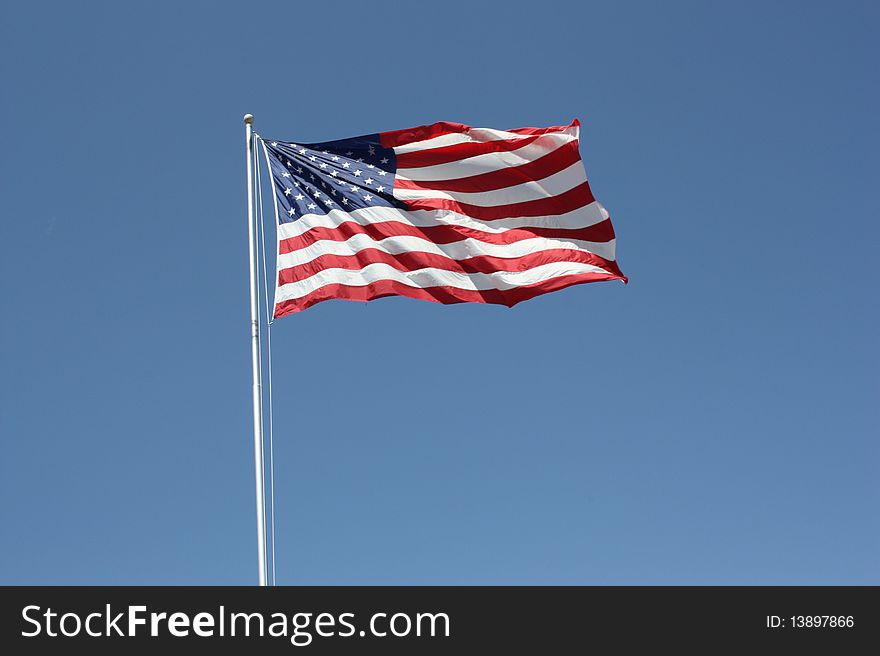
[262,119,626,318]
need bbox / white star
[284,187,292,196]
[377,186,385,193]
[345,151,353,156]
[299,148,307,155]
[367,164,374,169]
[341,198,349,205]
[368,145,375,154]
[380,157,389,164]
[364,178,373,185]
[295,194,304,201]
[322,150,329,155]
[377,170,387,176]
[286,160,292,168]
[350,185,358,191]
[309,174,316,181]
[307,203,317,210]
[330,170,338,177]
[326,199,335,206]
[314,191,322,198]
[290,144,299,149]
[309,155,317,162]
[356,158,364,163]
[282,172,291,178]
[363,194,373,201]
[354,170,362,177]
[330,188,337,196]
[296,167,304,174]
[271,142,278,147]
[342,162,351,169]
[319,162,328,169]
[287,207,295,216]
[331,155,340,161]
[294,181,301,187]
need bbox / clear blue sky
[1,0,877,585]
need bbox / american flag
[261,120,626,318]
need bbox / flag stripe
[278,217,617,257]
[392,127,530,155]
[396,133,560,170]
[379,121,471,148]
[391,123,578,156]
[393,139,581,193]
[401,181,594,221]
[278,231,618,269]
[381,121,577,150]
[274,269,619,317]
[276,204,610,241]
[394,161,586,206]
[276,261,615,303]
[278,248,623,285]
[395,132,577,181]
[506,119,580,135]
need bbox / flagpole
[243,113,268,586]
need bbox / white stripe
[278,232,617,268]
[395,132,577,181]
[392,124,578,155]
[276,203,610,241]
[275,261,611,303]
[394,161,586,206]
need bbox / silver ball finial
[243,114,254,125]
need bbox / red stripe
[507,118,579,135]
[278,248,625,285]
[380,122,470,148]
[400,181,594,221]
[278,217,617,255]
[380,120,577,150]
[274,269,625,317]
[395,134,544,170]
[394,140,582,193]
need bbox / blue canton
[262,134,402,225]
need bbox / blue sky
[1,0,877,584]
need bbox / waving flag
[261,120,626,317]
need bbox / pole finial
[243,114,254,125]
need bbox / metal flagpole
[243,113,268,586]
